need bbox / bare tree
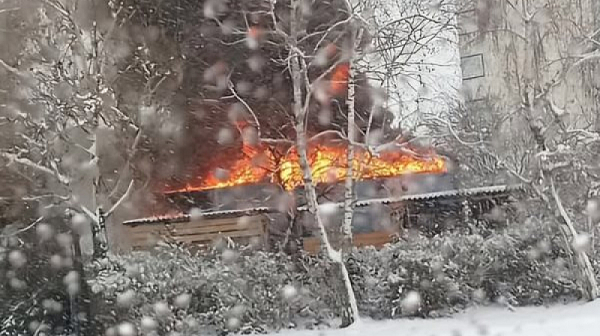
[0,0,180,259]
[433,0,600,299]
[360,0,459,131]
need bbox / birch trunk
[550,179,599,300]
[342,79,356,253]
[89,99,109,260]
[90,126,108,260]
[289,0,359,325]
[342,27,364,253]
[342,30,360,255]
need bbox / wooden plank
[170,220,264,236]
[128,215,265,233]
[128,218,268,249]
[302,237,321,254]
[127,227,169,237]
[173,227,265,243]
[128,215,261,230]
[130,229,266,247]
[128,220,264,238]
[130,218,252,232]
[354,235,392,247]
[302,231,394,254]
[129,224,265,242]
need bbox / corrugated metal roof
[123,184,523,226]
[123,207,275,226]
[298,184,523,211]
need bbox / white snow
[267,301,600,336]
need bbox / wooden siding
[302,231,397,254]
[126,215,269,249]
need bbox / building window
[461,53,485,80]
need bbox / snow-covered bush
[88,243,339,335]
[351,218,578,318]
[88,218,579,334]
[0,217,88,336]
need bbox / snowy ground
[268,301,600,336]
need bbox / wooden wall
[125,214,269,249]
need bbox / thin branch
[21,194,71,202]
[260,138,294,145]
[72,142,96,157]
[110,106,139,131]
[0,217,44,238]
[550,178,577,238]
[108,128,143,198]
[105,179,134,218]
[308,57,348,91]
[0,7,20,14]
[79,204,99,225]
[228,81,262,138]
[0,58,22,76]
[571,51,600,69]
[426,116,484,146]
[1,152,70,185]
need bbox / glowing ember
[165,141,446,193]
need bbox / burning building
[124,134,522,252]
[118,0,523,252]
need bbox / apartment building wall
[458,0,599,132]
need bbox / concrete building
[457,0,599,131]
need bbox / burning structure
[118,0,523,252]
[124,134,522,252]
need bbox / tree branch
[0,217,44,238]
[1,152,70,185]
[228,81,262,138]
[78,204,99,225]
[0,58,23,76]
[105,179,134,218]
[572,51,600,69]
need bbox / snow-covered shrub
[88,243,338,335]
[350,218,577,318]
[1,218,87,336]
[349,237,469,318]
[88,217,578,334]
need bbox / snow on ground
[268,301,600,336]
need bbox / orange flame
[248,26,263,39]
[165,141,446,193]
[200,144,275,189]
[330,63,349,95]
[279,145,446,190]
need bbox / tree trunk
[341,126,355,327]
[289,0,359,325]
[340,27,365,326]
[90,114,108,260]
[342,40,358,256]
[550,178,599,301]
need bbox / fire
[330,63,349,95]
[279,144,446,190]
[165,141,446,193]
[165,144,275,193]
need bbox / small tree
[0,0,181,258]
